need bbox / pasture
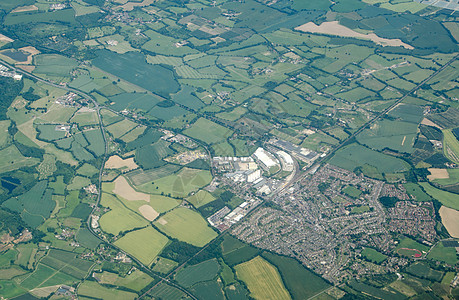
[357,120,418,153]
[126,164,181,186]
[0,145,40,174]
[190,281,225,300]
[109,93,161,111]
[150,195,181,214]
[148,282,187,300]
[119,126,146,143]
[432,168,459,186]
[329,143,410,174]
[40,249,93,279]
[406,262,443,282]
[135,140,174,169]
[78,281,137,300]
[92,50,179,98]
[98,270,153,292]
[443,129,459,164]
[183,118,233,145]
[114,226,169,266]
[403,183,431,202]
[152,257,178,274]
[419,183,459,210]
[175,259,220,287]
[235,256,291,300]
[76,228,101,249]
[138,167,212,198]
[71,109,99,126]
[19,263,77,290]
[187,190,216,208]
[77,163,98,177]
[154,207,217,247]
[106,119,138,139]
[2,181,54,227]
[0,280,26,299]
[33,54,78,78]
[99,193,149,235]
[427,242,458,265]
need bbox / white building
[247,169,261,183]
[276,150,294,172]
[253,147,279,169]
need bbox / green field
[0,145,40,174]
[138,167,212,198]
[262,252,330,299]
[114,226,169,266]
[222,236,260,267]
[152,257,178,274]
[2,181,54,228]
[183,118,233,145]
[187,190,216,208]
[419,183,459,210]
[33,54,78,78]
[432,169,459,186]
[135,140,174,169]
[78,281,137,300]
[40,249,94,279]
[406,262,443,282]
[175,259,220,287]
[154,207,217,247]
[329,143,410,174]
[357,120,418,153]
[19,263,77,290]
[235,256,291,300]
[99,193,149,235]
[98,270,154,292]
[148,282,187,300]
[76,228,101,249]
[92,50,179,98]
[361,248,388,264]
[342,185,362,199]
[403,183,432,202]
[427,242,458,265]
[0,280,26,299]
[443,129,459,164]
[106,119,138,139]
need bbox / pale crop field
[235,256,291,300]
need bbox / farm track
[2,51,456,299]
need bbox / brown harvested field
[139,204,159,221]
[421,118,442,129]
[295,21,413,49]
[0,34,13,42]
[11,5,38,13]
[17,65,35,72]
[439,206,459,238]
[113,176,150,202]
[427,168,449,180]
[117,0,155,11]
[30,285,60,298]
[17,46,40,65]
[104,155,138,171]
